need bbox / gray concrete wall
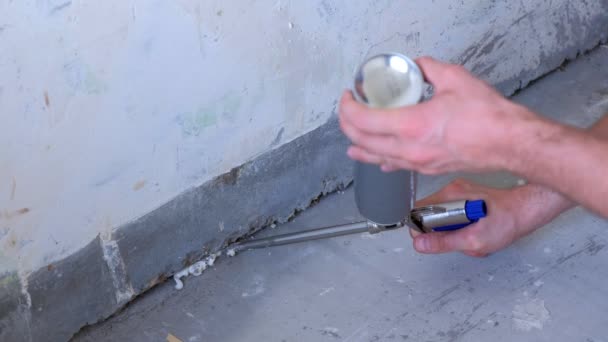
[1,0,607,341]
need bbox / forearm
[505,111,608,217]
[588,114,608,140]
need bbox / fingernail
[347,147,356,158]
[415,236,430,252]
[381,164,395,173]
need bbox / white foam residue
[534,280,544,287]
[207,254,216,266]
[174,251,223,290]
[526,264,540,273]
[361,232,379,240]
[188,260,207,276]
[393,247,404,253]
[173,268,190,290]
[319,287,335,296]
[512,298,551,331]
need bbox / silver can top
[354,53,424,109]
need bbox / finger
[340,93,402,135]
[346,145,385,165]
[409,228,422,239]
[339,116,366,144]
[380,163,399,172]
[409,181,477,242]
[380,155,416,172]
[412,228,474,254]
[339,108,401,155]
[410,180,478,240]
[347,146,417,172]
[380,157,414,172]
[352,134,403,160]
[340,120,391,154]
[340,90,435,137]
[463,251,488,258]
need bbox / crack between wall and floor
[508,38,608,98]
[171,177,354,291]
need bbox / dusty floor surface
[74,48,608,342]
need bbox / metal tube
[232,221,370,252]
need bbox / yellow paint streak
[1,208,30,220]
[133,180,146,191]
[166,333,183,342]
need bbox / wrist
[494,104,563,175]
[511,184,574,237]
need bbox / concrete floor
[74,48,608,342]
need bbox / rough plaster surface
[75,49,608,341]
[1,0,608,340]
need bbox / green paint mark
[64,59,107,95]
[195,107,218,128]
[178,91,243,136]
[222,93,241,113]
[180,105,217,136]
[84,69,107,94]
[220,92,242,123]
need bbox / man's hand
[411,179,573,257]
[339,56,541,174]
[340,56,608,217]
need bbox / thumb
[415,56,452,91]
[413,229,471,254]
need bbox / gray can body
[355,163,415,225]
[352,53,424,226]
